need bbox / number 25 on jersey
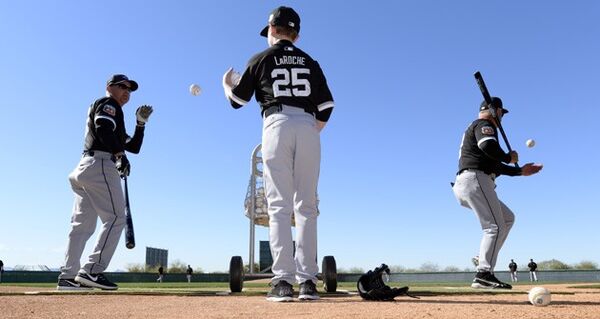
[272,68,311,97]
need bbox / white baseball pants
[262,106,320,285]
[453,170,515,273]
[59,151,126,279]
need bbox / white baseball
[526,139,535,148]
[189,84,202,96]
[528,287,551,306]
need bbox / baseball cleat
[298,280,320,300]
[75,272,118,290]
[56,278,93,291]
[267,280,294,302]
[471,271,512,289]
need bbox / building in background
[146,247,168,269]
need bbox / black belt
[263,105,314,118]
[83,150,116,162]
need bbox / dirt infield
[1,284,599,319]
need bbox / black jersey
[84,97,144,154]
[528,262,538,271]
[457,119,520,176]
[509,262,517,271]
[228,40,334,122]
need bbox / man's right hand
[222,67,241,92]
[521,163,543,176]
[116,154,131,177]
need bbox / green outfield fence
[0,271,229,283]
[1,270,599,284]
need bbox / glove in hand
[116,154,131,177]
[136,105,153,125]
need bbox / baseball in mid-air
[189,84,202,96]
[526,139,536,148]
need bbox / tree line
[337,259,598,273]
[124,259,598,273]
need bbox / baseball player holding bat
[452,97,542,289]
[223,6,334,301]
[57,74,152,290]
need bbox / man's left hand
[521,163,543,176]
[136,105,153,126]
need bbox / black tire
[229,256,244,293]
[322,255,337,293]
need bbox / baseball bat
[123,176,135,249]
[474,71,519,167]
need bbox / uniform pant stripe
[90,158,119,274]
[475,173,500,270]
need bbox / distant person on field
[508,259,518,282]
[528,259,538,282]
[185,265,194,283]
[157,266,164,283]
[0,259,4,283]
[186,265,193,283]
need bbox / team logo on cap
[288,21,295,27]
[269,14,274,23]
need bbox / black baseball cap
[260,6,301,37]
[480,96,508,114]
[107,74,138,92]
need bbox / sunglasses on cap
[112,83,132,92]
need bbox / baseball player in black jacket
[452,97,542,289]
[528,259,539,281]
[57,74,153,291]
[509,259,518,282]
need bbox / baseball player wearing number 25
[452,97,542,289]
[223,6,334,302]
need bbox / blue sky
[0,1,598,273]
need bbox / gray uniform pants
[262,106,320,285]
[529,271,538,281]
[453,170,515,273]
[59,151,126,279]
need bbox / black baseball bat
[123,176,135,249]
[474,71,518,167]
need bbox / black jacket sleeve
[229,53,261,109]
[312,61,334,122]
[495,163,522,176]
[124,125,145,154]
